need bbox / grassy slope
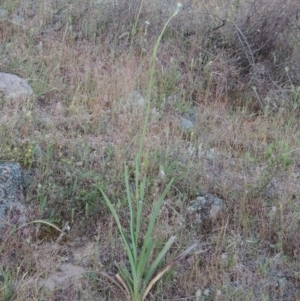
[1,0,300,300]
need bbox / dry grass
[1,0,300,300]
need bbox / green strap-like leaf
[143,236,175,288]
[140,178,174,258]
[137,239,155,278]
[100,189,137,285]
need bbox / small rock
[0,163,27,240]
[0,9,8,21]
[216,290,222,296]
[203,288,210,296]
[10,14,25,29]
[186,192,225,226]
[180,117,194,133]
[195,289,202,298]
[0,10,27,29]
[0,72,33,100]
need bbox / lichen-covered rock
[186,192,225,226]
[0,163,27,238]
[0,72,33,100]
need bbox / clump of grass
[99,4,196,301]
[0,269,17,301]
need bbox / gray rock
[180,117,194,133]
[0,9,8,21]
[0,72,33,100]
[10,14,25,28]
[186,193,225,226]
[0,10,26,29]
[0,163,27,235]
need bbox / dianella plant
[99,3,197,301]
